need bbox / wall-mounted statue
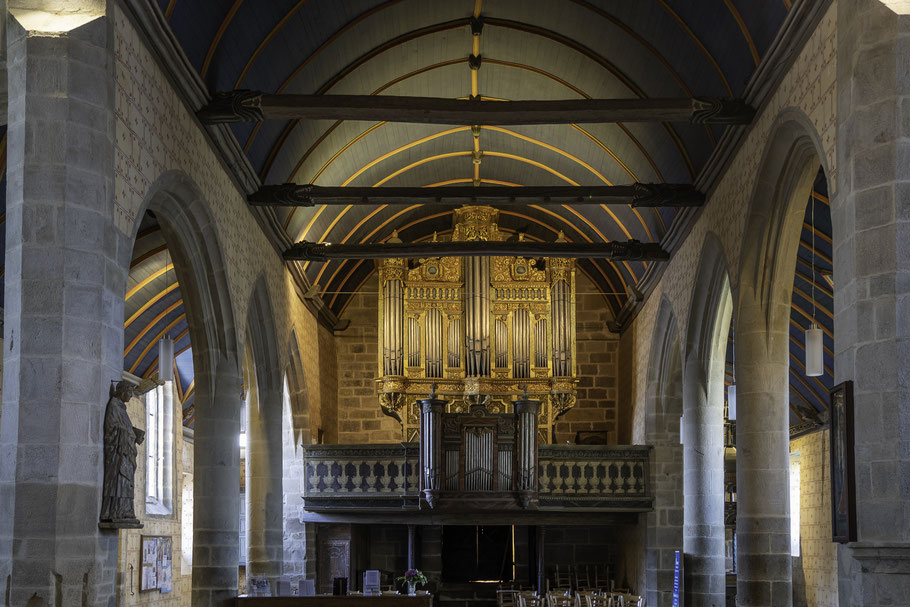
[99,380,145,529]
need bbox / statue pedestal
[99,519,143,530]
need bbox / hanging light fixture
[805,195,824,376]
[727,325,737,421]
[158,248,175,382]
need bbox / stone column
[0,11,125,606]
[835,1,910,604]
[734,320,792,606]
[681,360,726,607]
[246,378,283,585]
[192,355,242,606]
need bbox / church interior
[0,0,907,606]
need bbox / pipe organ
[377,206,577,443]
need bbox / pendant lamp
[805,323,823,376]
[157,249,175,382]
[158,335,175,381]
[805,195,823,377]
[727,326,737,420]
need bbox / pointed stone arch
[681,233,734,607]
[734,109,826,607]
[243,274,285,582]
[644,299,684,607]
[135,170,243,606]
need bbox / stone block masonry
[554,274,619,445]
[337,275,400,444]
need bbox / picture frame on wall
[140,535,173,593]
[829,380,856,543]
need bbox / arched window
[145,383,174,515]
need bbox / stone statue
[99,380,145,528]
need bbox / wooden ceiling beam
[199,90,755,125]
[284,239,669,262]
[249,183,704,208]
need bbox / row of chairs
[497,589,644,607]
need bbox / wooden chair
[621,595,643,607]
[585,596,614,607]
[547,591,577,607]
[498,590,521,607]
[553,564,572,589]
[520,596,545,607]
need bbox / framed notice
[829,381,856,543]
[140,535,173,593]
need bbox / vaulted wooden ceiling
[160,0,792,316]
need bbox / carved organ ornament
[377,206,577,443]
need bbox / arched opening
[283,331,315,581]
[787,168,836,606]
[644,300,684,607]
[734,112,826,607]
[135,171,242,605]
[682,234,733,607]
[243,278,285,586]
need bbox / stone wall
[336,274,400,443]
[113,5,332,415]
[554,273,619,445]
[621,3,837,445]
[116,384,192,606]
[791,431,837,607]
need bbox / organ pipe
[513,308,530,379]
[376,207,577,445]
[465,256,491,376]
[426,308,443,378]
[382,279,403,376]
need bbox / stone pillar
[407,525,418,570]
[246,377,283,585]
[835,1,910,604]
[681,361,726,607]
[418,397,446,508]
[0,12,125,606]
[644,384,683,607]
[734,321,792,606]
[513,398,540,509]
[192,355,242,606]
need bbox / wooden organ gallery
[301,206,652,594]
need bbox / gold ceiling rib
[200,0,244,79]
[655,0,734,96]
[125,263,174,300]
[482,18,697,179]
[124,300,183,356]
[565,0,716,147]
[303,146,641,285]
[242,0,419,154]
[283,62,664,238]
[258,19,700,184]
[130,314,187,374]
[233,0,312,88]
[125,282,180,327]
[721,0,761,67]
[164,0,177,20]
[294,126,654,271]
[254,18,470,172]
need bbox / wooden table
[235,595,432,607]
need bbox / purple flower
[405,570,418,578]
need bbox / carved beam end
[691,97,755,125]
[198,89,264,124]
[631,182,705,207]
[248,183,315,206]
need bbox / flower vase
[408,582,417,596]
